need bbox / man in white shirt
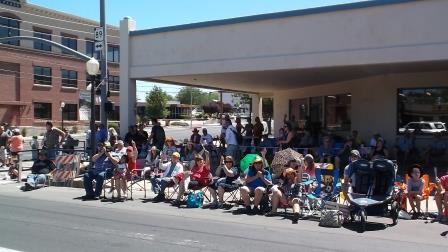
[152,152,184,202]
[224,118,240,163]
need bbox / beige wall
[273,71,448,144]
[129,0,448,79]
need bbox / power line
[0,67,91,83]
[0,7,119,38]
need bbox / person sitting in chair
[82,142,120,200]
[175,151,212,206]
[267,168,302,223]
[435,174,448,223]
[152,152,183,202]
[22,151,55,191]
[407,164,424,218]
[207,155,239,209]
[240,155,272,215]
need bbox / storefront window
[397,87,448,134]
[63,104,78,121]
[289,98,307,130]
[34,102,52,119]
[289,94,351,132]
[325,94,351,131]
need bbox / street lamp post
[60,102,66,130]
[86,57,100,161]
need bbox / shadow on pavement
[343,221,388,233]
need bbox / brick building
[0,0,120,131]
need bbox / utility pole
[190,89,193,128]
[100,0,108,127]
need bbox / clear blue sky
[29,0,365,100]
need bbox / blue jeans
[47,147,58,161]
[27,174,47,189]
[83,169,112,197]
[150,177,173,195]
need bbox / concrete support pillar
[119,17,137,137]
[251,94,262,121]
[273,93,288,138]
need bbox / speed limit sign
[94,27,104,42]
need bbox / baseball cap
[172,152,180,158]
[351,150,361,157]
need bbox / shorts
[114,169,126,178]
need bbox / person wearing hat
[152,152,184,202]
[82,141,120,200]
[190,128,201,145]
[141,146,160,182]
[407,164,424,218]
[266,168,301,223]
[22,151,55,191]
[240,155,272,214]
[161,137,177,162]
[342,149,361,197]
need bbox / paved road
[0,184,446,252]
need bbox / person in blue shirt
[240,155,272,214]
[96,124,109,143]
[82,142,120,200]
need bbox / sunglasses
[224,161,233,164]
[253,161,263,165]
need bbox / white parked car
[399,121,446,134]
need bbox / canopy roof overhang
[138,60,448,94]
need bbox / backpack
[230,128,243,145]
[186,191,204,208]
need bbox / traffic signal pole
[100,0,108,127]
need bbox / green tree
[231,93,251,107]
[145,86,169,119]
[176,87,219,105]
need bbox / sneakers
[81,195,99,201]
[252,206,261,215]
[244,206,252,214]
[23,183,33,191]
[171,199,182,207]
[265,211,277,217]
[208,201,219,209]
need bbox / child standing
[114,154,128,200]
[30,136,39,161]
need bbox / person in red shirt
[175,150,211,205]
[435,174,448,222]
[126,142,138,175]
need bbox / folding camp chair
[51,154,81,187]
[128,159,147,199]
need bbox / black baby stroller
[347,159,399,232]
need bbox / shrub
[21,128,27,137]
[108,122,119,131]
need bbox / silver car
[399,121,447,134]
